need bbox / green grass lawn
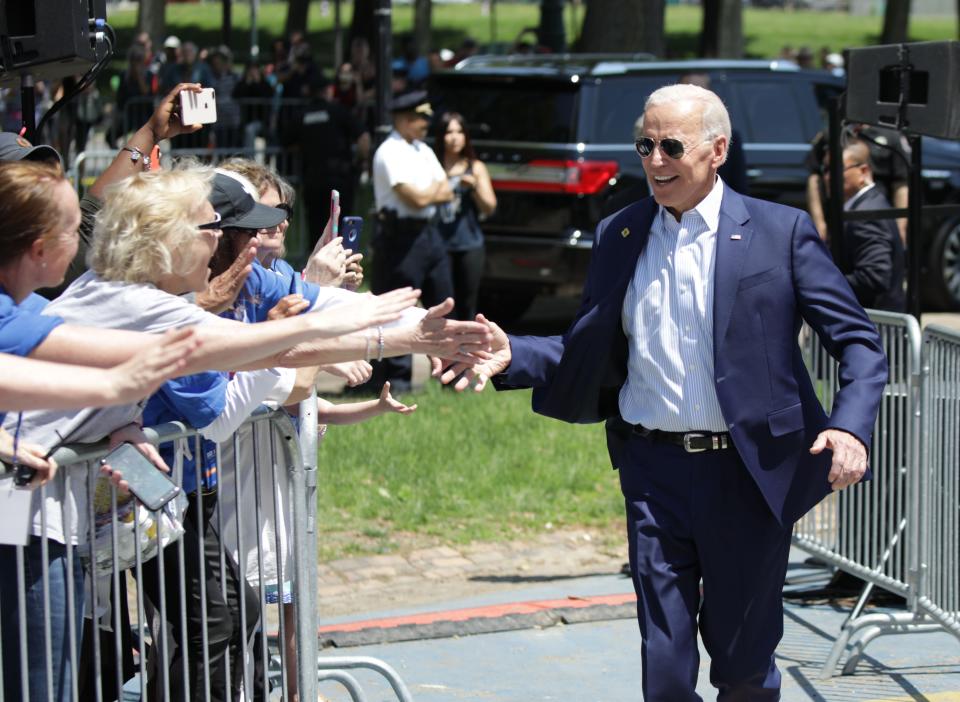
[106,2,956,68]
[315,380,621,559]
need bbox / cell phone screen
[101,443,180,511]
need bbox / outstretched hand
[378,381,417,415]
[197,243,257,313]
[267,294,311,321]
[316,288,421,337]
[411,298,492,363]
[431,313,511,392]
[809,428,868,491]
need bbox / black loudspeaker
[0,0,108,86]
[845,41,960,140]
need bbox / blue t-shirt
[223,259,320,324]
[0,286,64,425]
[143,372,228,495]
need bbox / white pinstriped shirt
[618,177,728,432]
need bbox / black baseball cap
[209,170,286,230]
[0,133,62,164]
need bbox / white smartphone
[101,443,180,511]
[180,88,218,125]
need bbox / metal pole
[334,0,343,70]
[826,94,844,262]
[20,74,36,142]
[250,0,260,62]
[293,395,319,702]
[906,133,923,321]
[374,0,393,148]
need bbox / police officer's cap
[390,90,433,117]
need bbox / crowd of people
[0,84,493,702]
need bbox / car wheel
[924,217,960,311]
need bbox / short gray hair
[635,84,732,162]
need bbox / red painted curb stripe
[316,592,637,634]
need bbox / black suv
[429,55,960,322]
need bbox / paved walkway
[317,528,624,617]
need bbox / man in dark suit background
[438,84,887,700]
[826,140,906,312]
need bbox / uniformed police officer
[370,90,455,391]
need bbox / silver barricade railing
[0,405,316,702]
[794,310,960,678]
[917,325,960,640]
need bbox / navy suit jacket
[496,187,888,526]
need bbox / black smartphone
[341,216,363,250]
[100,443,180,511]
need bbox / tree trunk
[285,0,311,38]
[579,0,663,57]
[881,0,911,43]
[350,0,377,60]
[700,0,742,57]
[539,0,566,52]
[222,0,232,49]
[414,0,432,57]
[137,0,165,52]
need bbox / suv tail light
[490,159,619,195]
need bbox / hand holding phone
[179,87,218,126]
[100,443,180,511]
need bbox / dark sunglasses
[275,203,293,220]
[197,212,222,230]
[635,136,708,160]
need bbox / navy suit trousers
[619,434,792,701]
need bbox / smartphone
[100,443,180,511]
[180,88,218,125]
[341,216,363,250]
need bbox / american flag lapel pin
[621,227,630,238]
[731,233,742,240]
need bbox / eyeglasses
[275,203,293,220]
[197,212,222,230]
[635,136,711,160]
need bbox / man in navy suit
[827,140,906,312]
[438,84,887,700]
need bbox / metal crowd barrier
[917,325,960,640]
[794,311,960,677]
[0,397,414,702]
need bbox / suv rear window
[590,75,686,144]
[431,76,578,143]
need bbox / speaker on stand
[841,41,960,319]
[0,0,109,139]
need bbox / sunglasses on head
[635,136,709,160]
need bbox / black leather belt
[632,424,732,453]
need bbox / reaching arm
[30,287,422,373]
[0,328,198,412]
